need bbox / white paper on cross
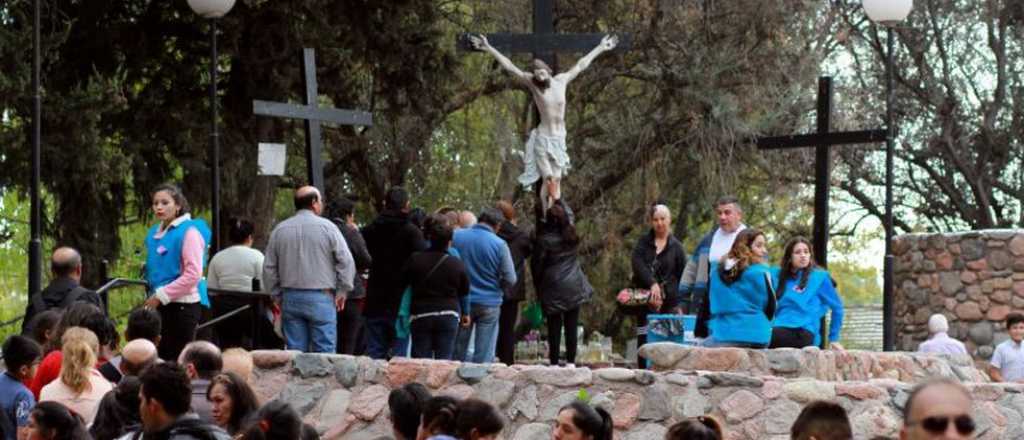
[257,142,287,176]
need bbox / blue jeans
[365,316,408,359]
[411,313,460,360]
[454,304,501,363]
[281,290,337,353]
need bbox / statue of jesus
[470,33,618,209]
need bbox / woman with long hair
[141,183,212,361]
[532,200,593,366]
[207,371,260,435]
[39,327,114,424]
[770,236,845,349]
[705,228,774,348]
[627,203,687,367]
[552,401,613,440]
[26,401,91,440]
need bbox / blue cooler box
[647,314,697,345]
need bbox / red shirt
[30,351,62,399]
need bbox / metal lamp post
[29,0,42,299]
[187,0,235,253]
[863,0,912,351]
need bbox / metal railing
[200,287,276,350]
[0,278,150,335]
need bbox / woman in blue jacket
[770,236,845,349]
[706,228,774,347]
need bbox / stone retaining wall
[248,350,1022,440]
[893,230,1024,358]
[638,344,988,383]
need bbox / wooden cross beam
[252,48,373,196]
[456,0,631,70]
[756,76,886,269]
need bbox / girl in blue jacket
[769,236,845,349]
[706,228,774,348]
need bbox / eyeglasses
[908,415,975,436]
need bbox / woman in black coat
[532,198,593,366]
[629,203,687,367]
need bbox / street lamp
[187,0,235,253]
[29,0,43,299]
[863,0,911,351]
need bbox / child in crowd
[1,335,42,440]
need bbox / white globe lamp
[187,0,236,19]
[862,0,912,26]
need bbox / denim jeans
[365,316,407,359]
[410,313,460,360]
[454,304,501,364]
[281,289,337,353]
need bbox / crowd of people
[0,304,988,440]
[2,182,1016,439]
[2,298,323,439]
[625,197,846,366]
[125,182,852,367]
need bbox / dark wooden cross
[252,48,373,196]
[757,76,886,347]
[457,0,632,84]
[757,76,886,268]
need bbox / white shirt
[918,332,969,356]
[208,245,265,292]
[709,224,747,263]
[991,339,1024,382]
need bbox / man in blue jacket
[452,208,517,364]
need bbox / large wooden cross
[757,76,886,347]
[457,0,631,85]
[757,76,886,268]
[252,48,373,196]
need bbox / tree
[830,0,1024,232]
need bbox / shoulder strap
[422,254,449,284]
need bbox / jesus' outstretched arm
[560,34,618,82]
[469,34,531,84]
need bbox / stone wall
[248,349,1022,440]
[893,230,1024,358]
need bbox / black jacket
[630,230,687,307]
[401,251,470,315]
[332,219,373,299]
[22,276,103,334]
[361,210,427,318]
[531,226,593,315]
[497,220,532,302]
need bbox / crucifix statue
[469,33,617,209]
